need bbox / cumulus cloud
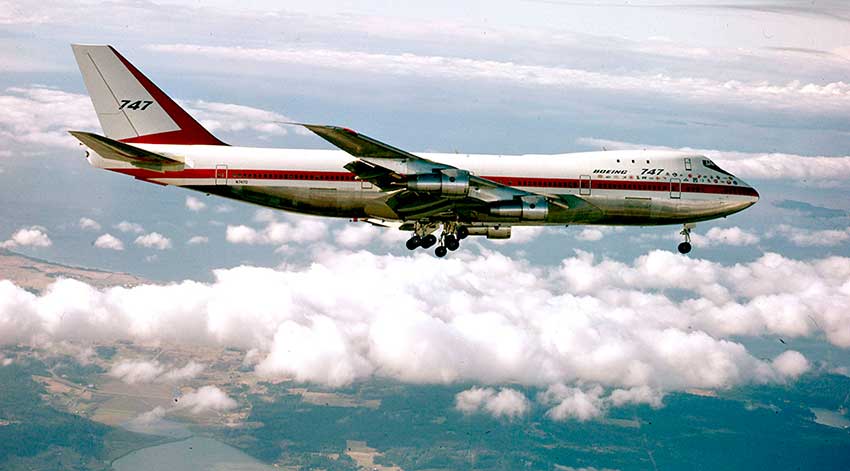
[577,137,850,183]
[0,250,846,419]
[539,384,606,421]
[769,224,850,247]
[575,228,606,242]
[174,385,237,413]
[182,100,304,137]
[109,360,165,384]
[93,233,124,251]
[333,222,409,249]
[185,195,207,212]
[772,351,811,379]
[108,359,204,384]
[226,210,327,246]
[1,225,52,249]
[160,361,205,383]
[490,226,547,245]
[135,232,172,250]
[78,217,101,231]
[692,226,760,247]
[455,387,530,420]
[186,235,209,245]
[114,221,144,234]
[149,44,850,114]
[0,86,98,149]
[0,83,307,155]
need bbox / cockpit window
[702,159,733,176]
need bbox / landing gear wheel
[457,226,469,240]
[435,246,448,258]
[405,236,421,251]
[421,234,438,249]
[444,234,460,251]
[678,223,694,254]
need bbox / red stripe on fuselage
[109,167,758,197]
[110,46,227,146]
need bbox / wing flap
[69,130,184,172]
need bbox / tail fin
[71,44,226,146]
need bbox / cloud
[78,217,101,231]
[181,100,303,137]
[174,385,237,413]
[108,360,165,384]
[455,387,530,420]
[769,224,850,247]
[0,86,98,150]
[772,351,811,379]
[114,221,144,234]
[226,210,327,246]
[134,232,172,250]
[108,359,204,384]
[0,83,304,155]
[333,222,410,249]
[539,384,606,421]
[577,137,850,183]
[692,226,760,247]
[490,226,547,245]
[0,249,846,419]
[148,43,850,114]
[575,228,606,242]
[160,361,205,383]
[1,225,52,249]
[187,235,209,245]
[93,233,124,251]
[185,195,207,212]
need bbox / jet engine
[490,196,549,220]
[466,226,512,239]
[407,169,470,198]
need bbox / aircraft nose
[744,184,759,206]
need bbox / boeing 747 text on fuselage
[69,45,759,256]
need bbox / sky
[1,0,850,421]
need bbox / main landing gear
[678,223,694,254]
[405,222,469,257]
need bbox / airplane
[69,44,759,257]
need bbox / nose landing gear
[678,224,694,254]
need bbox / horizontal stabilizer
[69,131,184,172]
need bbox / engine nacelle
[490,196,549,220]
[466,226,512,239]
[407,169,470,198]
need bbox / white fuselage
[87,144,759,226]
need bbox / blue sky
[1,0,850,420]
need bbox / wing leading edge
[299,124,574,220]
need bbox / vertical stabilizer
[71,44,225,145]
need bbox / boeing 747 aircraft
[69,45,759,256]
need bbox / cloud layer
[0,249,843,420]
[149,43,850,114]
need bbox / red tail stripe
[110,46,227,146]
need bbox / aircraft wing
[300,124,571,219]
[69,131,184,172]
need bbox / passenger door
[579,175,591,196]
[215,164,228,185]
[669,178,681,199]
